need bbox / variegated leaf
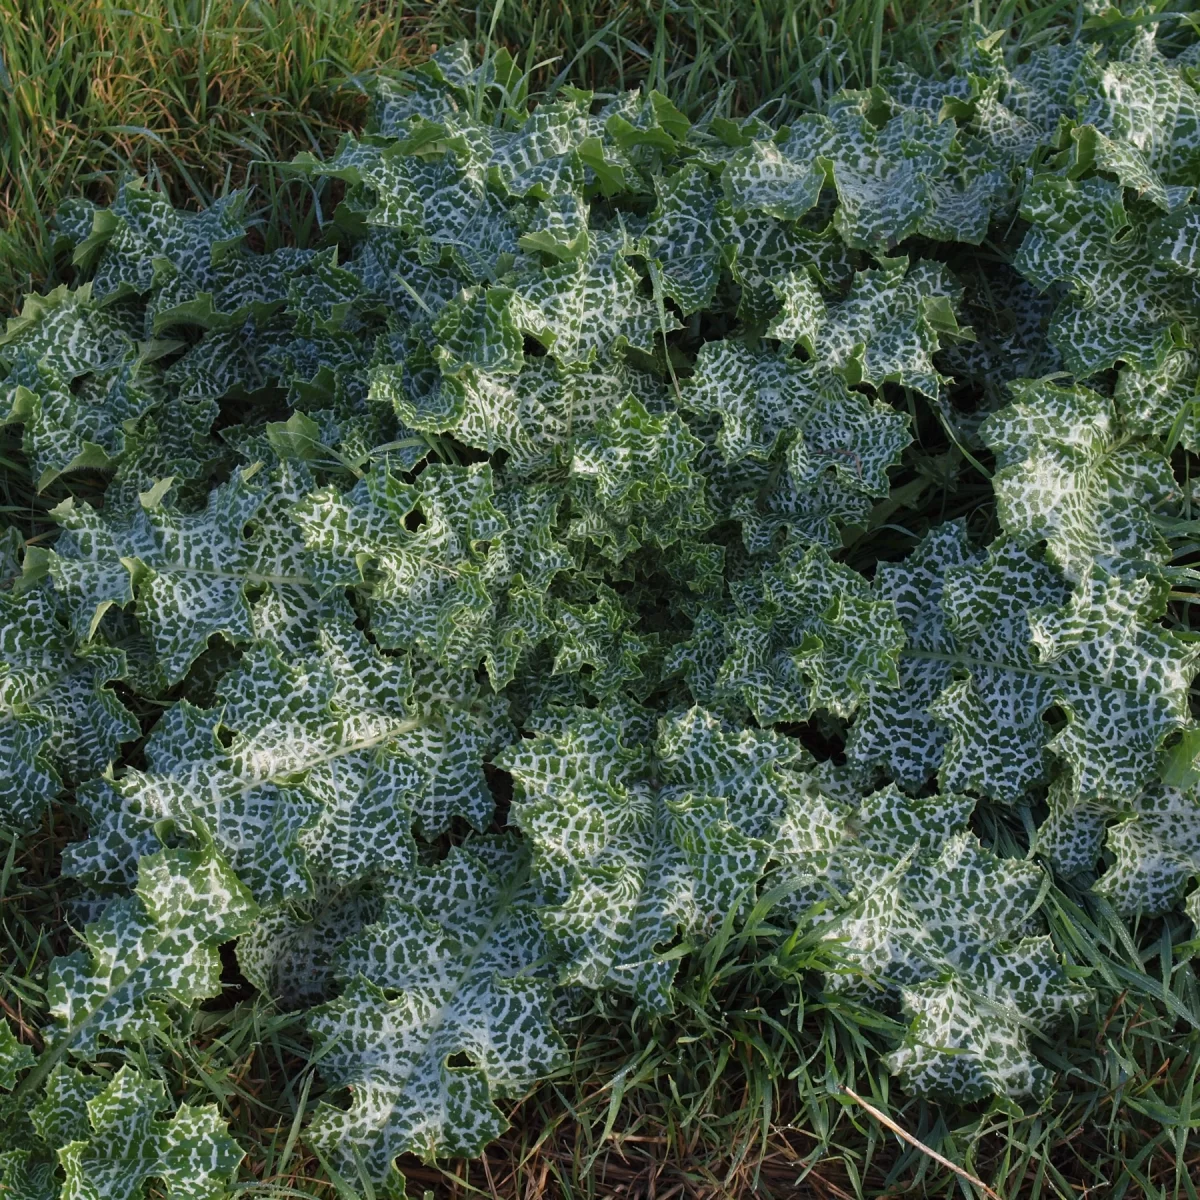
[296,461,568,686]
[43,463,326,680]
[0,586,139,826]
[772,780,1088,1100]
[853,528,1198,804]
[1014,176,1200,375]
[983,378,1176,578]
[509,232,671,365]
[58,1067,242,1200]
[569,394,711,561]
[684,542,904,725]
[306,838,565,1177]
[46,848,256,1054]
[500,707,803,1008]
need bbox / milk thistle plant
[2,14,1200,1195]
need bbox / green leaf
[58,1066,242,1200]
[773,780,1088,1100]
[813,258,967,399]
[0,1022,34,1090]
[853,530,1198,804]
[644,166,733,313]
[848,522,979,790]
[1092,783,1200,918]
[501,707,800,1007]
[306,838,565,1176]
[44,463,332,680]
[983,378,1176,578]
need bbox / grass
[3,1,1200,1197]
[0,0,427,314]
[0,0,1095,316]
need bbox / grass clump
[0,0,432,311]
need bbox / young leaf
[697,542,905,725]
[58,1067,242,1200]
[47,847,256,1054]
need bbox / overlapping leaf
[0,1022,34,1091]
[508,232,670,365]
[847,522,980,789]
[1,1061,242,1200]
[6,33,1200,1183]
[1092,784,1200,919]
[57,1067,242,1200]
[809,258,968,399]
[0,585,138,826]
[850,527,1199,803]
[307,838,565,1178]
[772,780,1088,1099]
[983,377,1177,577]
[1014,176,1200,375]
[296,460,568,685]
[41,463,329,680]
[569,394,711,560]
[501,706,805,1008]
[723,92,1006,249]
[296,138,521,282]
[69,180,316,332]
[677,542,904,725]
[64,622,504,903]
[46,847,256,1054]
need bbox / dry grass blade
[837,1085,1001,1200]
